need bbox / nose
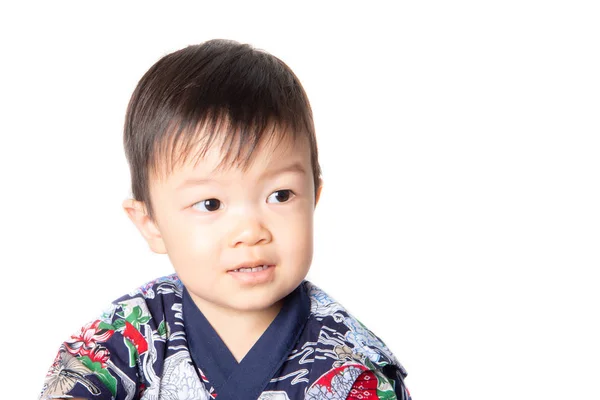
[229,212,272,248]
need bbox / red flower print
[65,320,114,357]
[87,345,111,369]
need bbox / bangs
[131,40,314,181]
[151,112,304,181]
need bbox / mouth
[228,260,275,273]
[227,262,276,284]
[230,264,273,273]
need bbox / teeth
[233,265,269,273]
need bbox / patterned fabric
[40,274,410,400]
[182,282,311,398]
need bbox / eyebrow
[176,161,307,190]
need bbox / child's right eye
[192,198,222,212]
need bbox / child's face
[125,131,321,316]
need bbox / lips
[227,260,276,284]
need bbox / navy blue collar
[182,283,310,400]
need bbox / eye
[267,189,295,204]
[192,198,222,212]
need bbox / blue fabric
[183,283,311,399]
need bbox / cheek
[276,211,314,261]
[163,219,221,266]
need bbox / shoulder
[302,280,408,376]
[122,273,184,300]
[40,274,189,400]
[85,274,183,334]
[300,281,410,399]
[108,274,183,312]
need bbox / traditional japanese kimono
[40,275,410,400]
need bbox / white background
[1,1,599,399]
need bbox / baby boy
[40,39,410,400]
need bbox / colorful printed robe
[40,275,410,400]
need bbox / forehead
[151,126,310,186]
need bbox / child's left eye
[267,189,295,204]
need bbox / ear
[122,199,167,254]
[314,178,323,207]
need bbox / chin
[232,294,284,313]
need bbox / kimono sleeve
[381,364,411,400]
[39,318,142,400]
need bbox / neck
[190,296,284,363]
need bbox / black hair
[123,39,321,222]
